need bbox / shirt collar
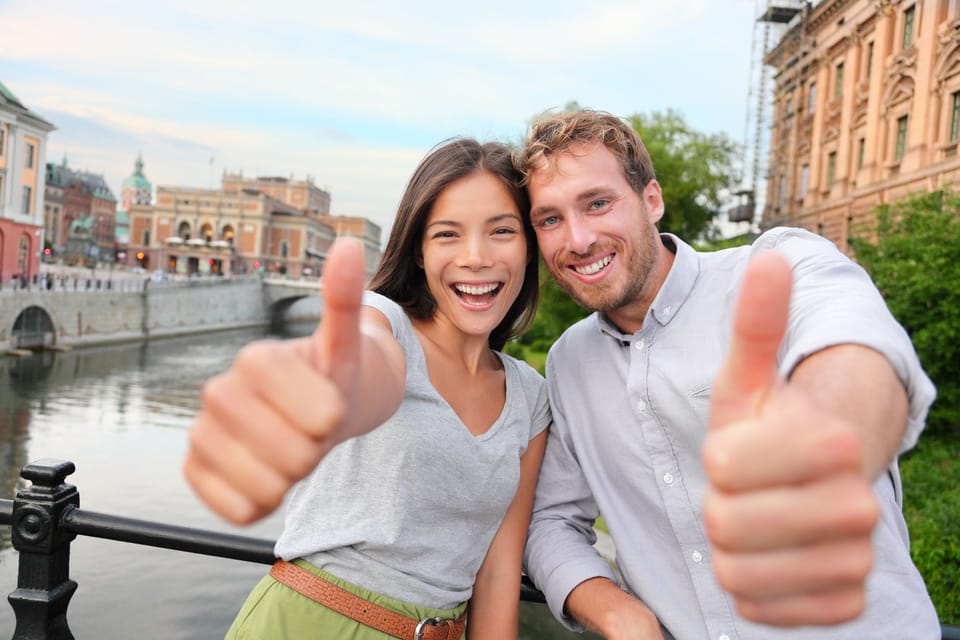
[594,232,701,341]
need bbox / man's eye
[538,215,560,228]
[589,199,608,210]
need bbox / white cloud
[2,0,761,240]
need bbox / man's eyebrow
[530,188,615,218]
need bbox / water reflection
[0,329,595,639]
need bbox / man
[519,110,939,639]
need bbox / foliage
[899,433,960,623]
[627,110,739,241]
[849,190,960,437]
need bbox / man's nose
[566,214,598,255]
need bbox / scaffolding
[733,0,807,224]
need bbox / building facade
[762,0,960,250]
[0,81,55,284]
[45,158,119,265]
[125,171,382,278]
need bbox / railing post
[8,459,80,640]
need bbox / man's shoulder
[546,313,598,357]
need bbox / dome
[122,154,152,192]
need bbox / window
[865,42,874,79]
[800,164,810,197]
[950,91,960,142]
[142,229,151,246]
[24,142,35,169]
[834,63,844,98]
[826,152,837,188]
[280,241,289,258]
[895,115,909,162]
[0,127,5,156]
[903,5,915,49]
[858,138,866,170]
[808,83,817,114]
[778,176,787,210]
[17,236,29,271]
[21,185,31,214]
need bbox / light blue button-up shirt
[524,227,939,639]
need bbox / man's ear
[643,180,665,225]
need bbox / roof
[0,80,55,131]
[45,158,118,202]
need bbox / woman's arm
[183,238,406,524]
[466,428,548,639]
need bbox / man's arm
[702,250,917,627]
[564,578,663,640]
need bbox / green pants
[225,560,468,640]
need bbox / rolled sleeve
[523,365,619,630]
[759,228,937,455]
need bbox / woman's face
[420,170,527,341]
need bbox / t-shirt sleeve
[511,357,552,445]
[361,291,409,341]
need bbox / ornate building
[44,158,118,265]
[762,0,960,250]
[115,155,153,254]
[126,173,381,277]
[0,81,55,284]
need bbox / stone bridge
[0,276,323,352]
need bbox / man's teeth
[455,283,499,295]
[574,255,612,275]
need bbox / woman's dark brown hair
[368,138,538,351]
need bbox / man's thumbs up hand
[703,251,879,627]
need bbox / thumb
[709,250,792,429]
[313,237,366,384]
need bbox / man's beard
[550,230,660,315]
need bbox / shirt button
[634,340,645,350]
[691,550,703,563]
[662,472,674,485]
[718,635,730,640]
[636,400,646,411]
[664,306,672,315]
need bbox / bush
[850,190,960,437]
[850,190,960,623]
[899,433,960,623]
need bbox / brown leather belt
[270,560,466,640]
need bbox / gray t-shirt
[275,291,551,609]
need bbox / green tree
[849,190,960,623]
[628,109,738,240]
[849,190,960,436]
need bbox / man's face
[527,142,665,318]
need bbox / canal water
[0,327,598,639]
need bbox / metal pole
[8,459,79,640]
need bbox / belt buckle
[414,616,454,640]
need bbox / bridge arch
[11,305,57,350]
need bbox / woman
[183,138,550,639]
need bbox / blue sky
[1,0,768,236]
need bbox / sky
[1,0,774,239]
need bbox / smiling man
[518,109,939,640]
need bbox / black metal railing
[0,459,543,639]
[1,459,957,639]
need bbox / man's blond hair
[516,109,656,196]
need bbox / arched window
[221,225,235,245]
[200,222,214,242]
[178,221,191,240]
[17,234,30,272]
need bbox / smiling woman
[182,138,552,640]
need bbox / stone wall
[0,277,273,351]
